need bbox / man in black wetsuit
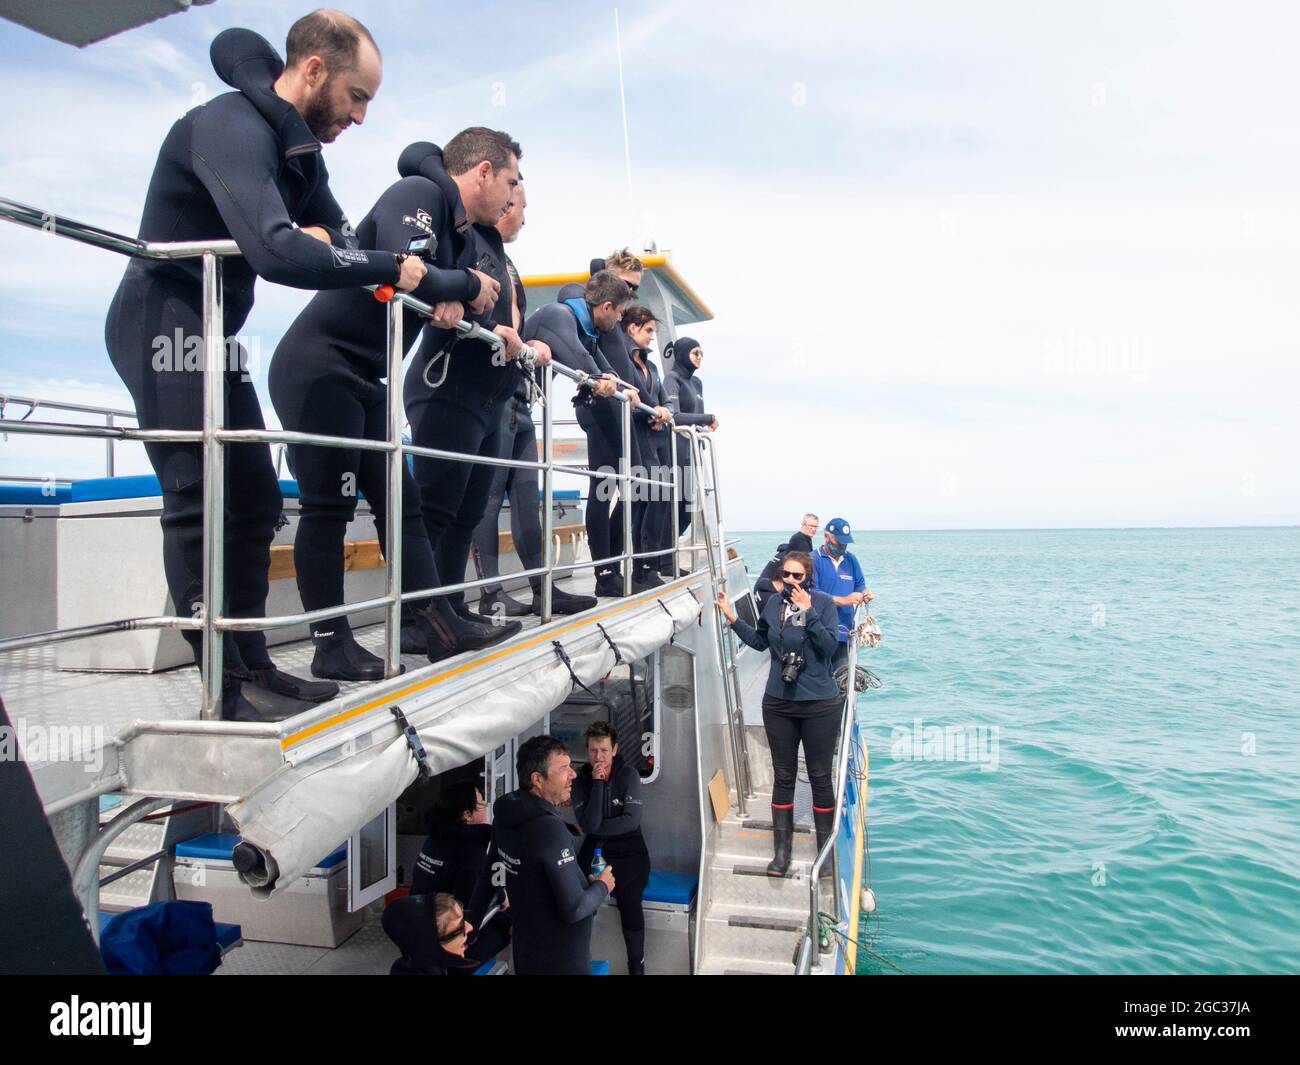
[489,735,615,975]
[402,129,547,636]
[104,12,427,721]
[663,336,718,544]
[571,721,650,975]
[522,272,640,597]
[270,135,526,679]
[468,184,596,620]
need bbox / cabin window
[550,651,659,780]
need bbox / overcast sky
[1,0,1297,529]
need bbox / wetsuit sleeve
[573,777,603,834]
[541,821,608,924]
[367,177,481,304]
[664,373,713,426]
[731,607,771,652]
[590,769,643,838]
[189,107,398,289]
[522,307,602,376]
[295,168,355,248]
[806,597,840,658]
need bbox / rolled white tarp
[227,590,702,896]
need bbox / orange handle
[374,284,395,302]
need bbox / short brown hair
[285,9,378,71]
[781,550,814,582]
[621,305,658,332]
[585,721,618,746]
[585,270,632,309]
[443,127,522,177]
[604,248,644,273]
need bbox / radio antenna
[614,8,637,244]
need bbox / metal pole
[540,362,554,623]
[689,430,701,568]
[384,300,404,678]
[200,252,224,721]
[73,796,171,944]
[620,396,634,596]
[669,430,681,578]
[105,413,114,476]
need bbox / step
[101,822,167,865]
[98,864,157,912]
[706,861,813,915]
[715,820,817,864]
[696,957,797,976]
[700,909,806,969]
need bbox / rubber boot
[594,570,627,598]
[477,587,532,619]
[311,637,390,682]
[813,807,836,879]
[766,805,794,877]
[246,665,338,703]
[222,673,315,723]
[530,586,598,616]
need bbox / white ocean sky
[0,0,1296,530]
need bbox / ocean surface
[737,528,1299,975]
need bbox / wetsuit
[521,299,629,586]
[730,587,842,812]
[572,757,651,970]
[409,819,511,962]
[489,788,609,975]
[469,260,545,597]
[269,151,484,652]
[663,353,714,536]
[103,29,402,683]
[381,894,481,976]
[399,147,523,616]
[623,335,674,578]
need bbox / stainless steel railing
[0,197,722,721]
[0,393,136,477]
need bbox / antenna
[614,8,636,243]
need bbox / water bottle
[590,848,606,878]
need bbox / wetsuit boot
[405,601,520,662]
[223,672,315,723]
[594,569,628,598]
[246,665,338,703]
[477,587,532,619]
[814,807,836,879]
[311,635,389,682]
[767,805,794,877]
[530,585,598,616]
[626,929,646,975]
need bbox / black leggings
[267,356,438,645]
[576,400,638,578]
[105,278,279,673]
[580,842,650,966]
[761,695,842,812]
[471,394,543,593]
[405,367,509,611]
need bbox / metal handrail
[0,197,723,718]
[796,607,863,974]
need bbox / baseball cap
[825,518,854,544]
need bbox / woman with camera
[716,550,843,876]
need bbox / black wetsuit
[623,336,674,576]
[571,757,651,968]
[489,788,609,975]
[470,261,545,595]
[730,588,842,811]
[408,819,511,962]
[399,147,521,613]
[103,29,401,675]
[522,299,628,582]
[663,356,714,536]
[269,148,485,647]
[381,894,482,976]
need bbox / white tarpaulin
[227,590,702,896]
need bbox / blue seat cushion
[642,870,697,906]
[590,960,609,975]
[98,910,241,952]
[67,476,301,503]
[0,483,71,504]
[175,831,344,870]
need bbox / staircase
[97,811,168,913]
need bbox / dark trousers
[405,375,507,611]
[105,279,279,672]
[470,394,543,593]
[761,695,842,811]
[268,359,437,645]
[576,401,636,578]
[580,841,650,966]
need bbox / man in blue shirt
[811,517,872,672]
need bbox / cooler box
[173,832,363,948]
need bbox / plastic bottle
[590,847,606,878]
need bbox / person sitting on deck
[383,891,479,975]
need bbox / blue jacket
[731,588,842,701]
[811,545,866,643]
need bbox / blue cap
[825,518,855,544]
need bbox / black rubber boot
[477,588,532,619]
[813,808,836,879]
[311,638,390,682]
[246,666,338,703]
[407,602,521,662]
[625,929,646,975]
[632,567,665,591]
[222,673,315,723]
[767,805,794,877]
[530,586,598,616]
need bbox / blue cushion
[175,832,344,870]
[590,960,610,975]
[0,483,71,504]
[67,476,301,503]
[643,870,697,906]
[98,910,242,952]
[554,490,580,500]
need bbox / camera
[404,233,437,261]
[780,650,806,685]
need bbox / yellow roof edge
[521,252,714,323]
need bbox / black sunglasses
[439,919,468,943]
[781,570,805,581]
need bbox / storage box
[173,832,363,949]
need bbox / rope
[594,622,623,666]
[654,598,676,644]
[552,640,614,713]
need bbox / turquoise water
[738,529,1300,975]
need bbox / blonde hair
[604,248,644,273]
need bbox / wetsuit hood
[556,280,585,302]
[670,335,700,379]
[429,819,492,843]
[493,788,558,829]
[396,142,471,233]
[210,28,320,160]
[563,297,600,340]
